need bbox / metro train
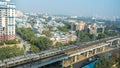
[0,48,65,68]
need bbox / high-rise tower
[0,0,16,41]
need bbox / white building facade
[0,0,16,41]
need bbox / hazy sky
[11,0,120,17]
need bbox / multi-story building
[50,34,77,45]
[0,0,16,41]
[88,23,105,36]
[76,21,85,31]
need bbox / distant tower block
[71,22,74,31]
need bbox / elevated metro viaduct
[0,36,120,68]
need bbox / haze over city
[0,0,120,68]
[12,0,120,18]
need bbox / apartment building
[0,0,16,41]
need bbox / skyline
[12,0,120,18]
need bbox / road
[16,35,31,54]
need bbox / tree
[0,42,4,46]
[18,39,22,43]
[70,64,73,68]
[95,56,111,68]
[95,49,120,68]
[62,21,71,30]
[0,46,24,60]
[88,34,95,40]
[97,33,106,39]
[43,30,52,37]
[57,26,69,32]
[30,45,40,53]
[30,37,36,45]
[16,28,35,41]
[16,28,52,51]
[76,30,91,42]
[35,37,52,50]
[55,42,63,48]
[23,45,26,50]
[82,35,90,42]
[5,39,19,44]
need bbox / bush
[0,42,4,46]
[5,39,20,44]
[17,39,22,43]
[0,46,24,60]
[30,45,40,53]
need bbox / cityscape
[0,0,120,68]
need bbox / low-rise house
[50,32,77,45]
[34,34,46,38]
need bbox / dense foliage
[16,28,35,41]
[0,46,24,60]
[55,42,63,48]
[76,30,113,42]
[33,36,52,50]
[104,21,120,36]
[0,42,4,46]
[30,45,40,53]
[16,28,52,51]
[43,30,52,37]
[76,30,94,42]
[57,26,69,32]
[97,33,106,39]
[0,39,21,46]
[5,39,21,44]
[95,49,120,68]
